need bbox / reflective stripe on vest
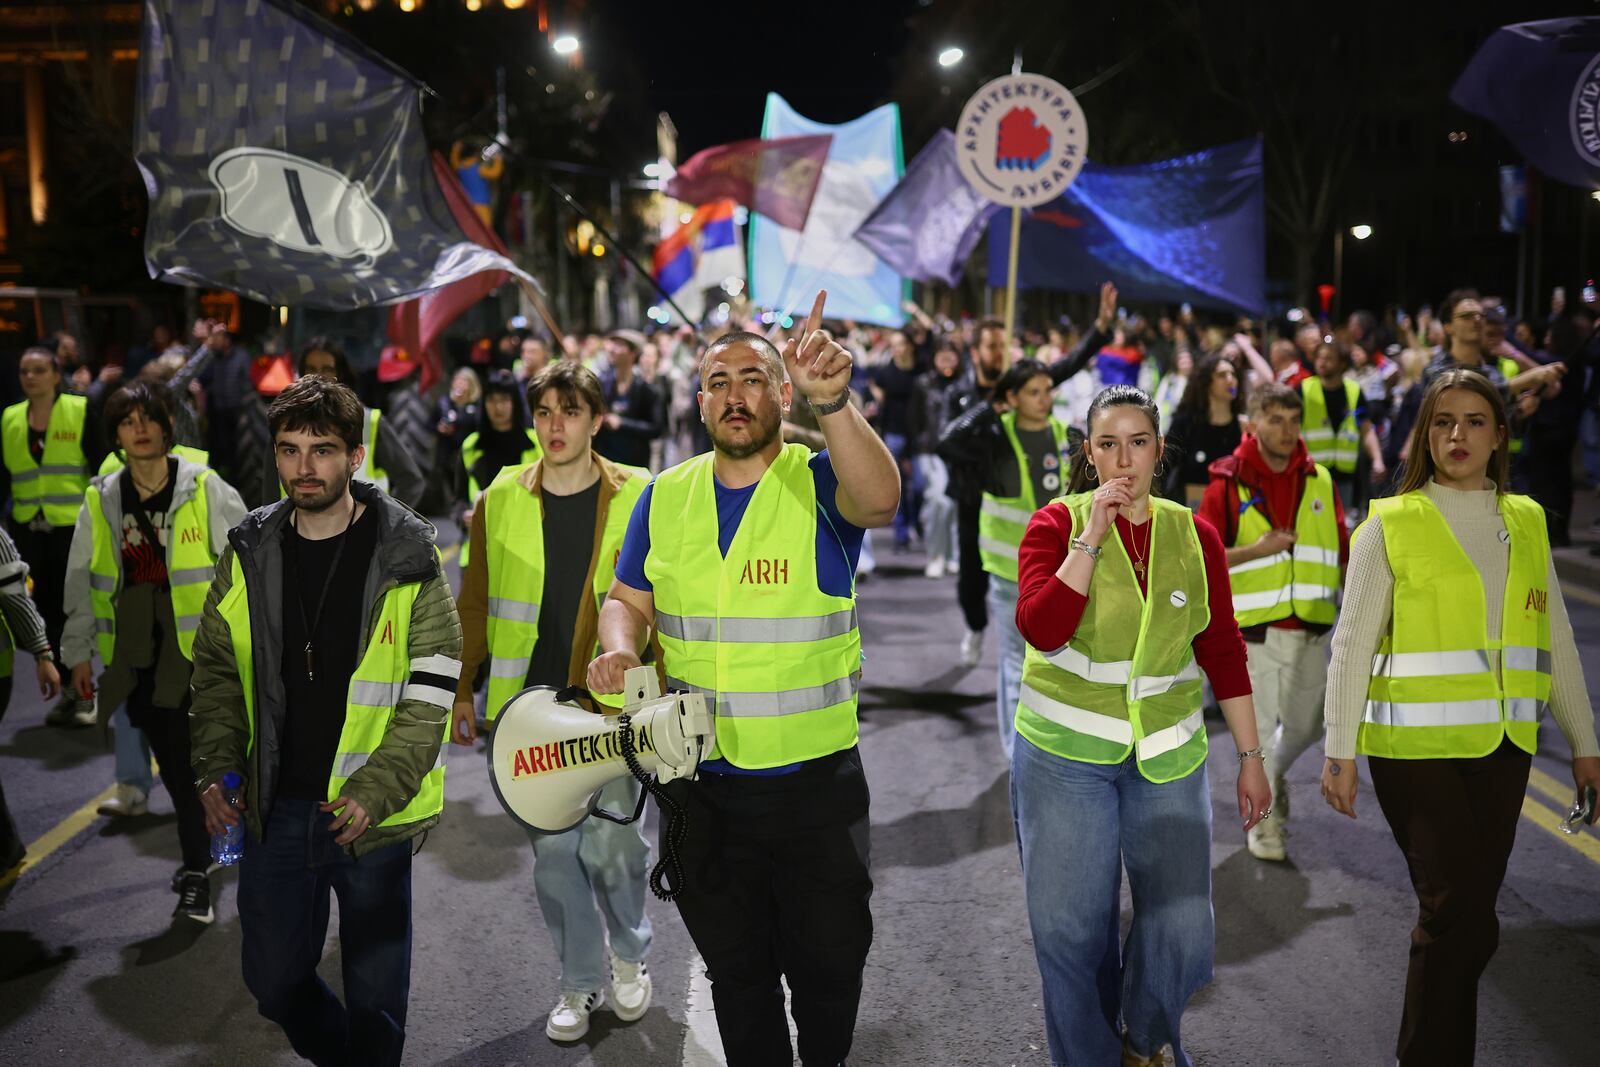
[217,555,448,826]
[978,413,1068,582]
[1300,377,1360,473]
[1227,464,1341,626]
[85,467,219,662]
[481,459,643,718]
[1356,491,1552,759]
[1015,493,1212,783]
[459,429,542,570]
[3,395,89,525]
[645,443,861,769]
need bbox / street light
[938,47,964,68]
[1332,224,1374,321]
[1350,224,1373,241]
[552,34,580,56]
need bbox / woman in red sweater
[1010,385,1270,1067]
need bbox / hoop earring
[1087,464,1099,483]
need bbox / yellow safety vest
[458,428,541,570]
[646,443,861,769]
[979,413,1069,582]
[1301,377,1360,474]
[1497,357,1524,456]
[3,394,89,525]
[1227,464,1341,627]
[1357,491,1551,759]
[84,466,220,662]
[215,552,445,826]
[1015,493,1212,783]
[99,445,210,476]
[480,460,647,720]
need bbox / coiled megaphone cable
[617,712,688,901]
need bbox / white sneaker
[70,696,96,727]
[923,556,947,578]
[960,629,984,668]
[1247,815,1287,862]
[609,950,652,1022]
[546,990,602,1042]
[97,783,148,818]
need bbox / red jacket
[1199,435,1349,633]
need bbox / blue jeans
[988,576,1023,760]
[239,797,414,1067]
[1011,737,1214,1067]
[1581,408,1600,488]
[111,703,153,794]
[528,775,654,993]
[883,432,920,546]
[916,455,955,563]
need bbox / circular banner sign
[956,73,1088,208]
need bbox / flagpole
[1003,205,1022,349]
[545,180,701,331]
[514,275,567,355]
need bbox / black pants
[126,674,211,872]
[665,747,873,1067]
[6,520,71,683]
[0,675,21,869]
[1524,427,1577,546]
[954,504,988,634]
[1369,738,1531,1067]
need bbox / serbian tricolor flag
[652,199,743,323]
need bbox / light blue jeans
[111,703,153,794]
[988,576,1024,760]
[917,454,955,564]
[527,774,654,994]
[1011,736,1214,1067]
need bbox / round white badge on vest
[1043,472,1060,492]
[1170,590,1187,608]
[1498,528,1510,544]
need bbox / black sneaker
[173,871,214,924]
[171,862,218,892]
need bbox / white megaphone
[486,666,712,835]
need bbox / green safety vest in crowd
[646,442,861,769]
[1357,491,1551,760]
[1015,493,1212,784]
[1227,464,1342,628]
[215,552,445,826]
[3,394,90,526]
[84,464,221,662]
[458,427,541,570]
[480,459,647,720]
[1300,377,1361,474]
[979,412,1069,583]
[98,444,210,476]
[1497,357,1524,456]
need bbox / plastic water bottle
[210,771,245,867]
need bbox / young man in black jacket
[937,281,1116,668]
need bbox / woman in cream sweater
[1321,368,1600,1066]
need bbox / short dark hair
[1440,288,1481,324]
[528,360,605,417]
[297,336,356,388]
[1249,381,1303,417]
[20,345,59,371]
[699,330,785,383]
[103,381,174,448]
[268,376,363,450]
[977,318,1006,339]
[996,358,1051,400]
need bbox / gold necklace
[1127,516,1151,582]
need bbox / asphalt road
[2,525,1598,1066]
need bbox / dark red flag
[665,134,832,231]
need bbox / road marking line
[0,783,115,891]
[1527,766,1575,808]
[679,952,798,1067]
[1560,580,1600,608]
[1521,794,1600,866]
[440,542,460,564]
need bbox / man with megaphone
[450,360,657,1044]
[588,292,902,1067]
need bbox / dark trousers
[125,680,210,872]
[1369,738,1532,1067]
[239,796,414,1067]
[0,676,20,869]
[6,520,71,682]
[666,747,873,1067]
[1524,427,1577,546]
[954,505,988,633]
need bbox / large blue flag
[747,95,907,326]
[987,138,1266,314]
[1452,17,1600,190]
[853,130,1000,287]
[136,0,522,310]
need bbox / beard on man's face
[286,466,353,512]
[708,403,782,460]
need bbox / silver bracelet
[1237,746,1265,764]
[810,392,851,416]
[1070,537,1101,559]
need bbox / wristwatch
[1070,537,1102,559]
[810,392,851,416]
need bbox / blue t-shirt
[614,450,865,774]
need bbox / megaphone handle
[589,785,649,826]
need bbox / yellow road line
[1528,765,1575,808]
[0,782,116,891]
[1561,580,1600,608]
[1521,794,1600,865]
[440,542,460,564]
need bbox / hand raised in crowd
[451,698,477,746]
[199,777,245,835]
[1322,758,1359,818]
[587,650,643,695]
[1515,391,1540,420]
[1093,281,1119,334]
[782,291,853,407]
[36,658,59,700]
[97,364,123,386]
[70,661,94,701]
[1083,476,1137,546]
[321,794,371,845]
